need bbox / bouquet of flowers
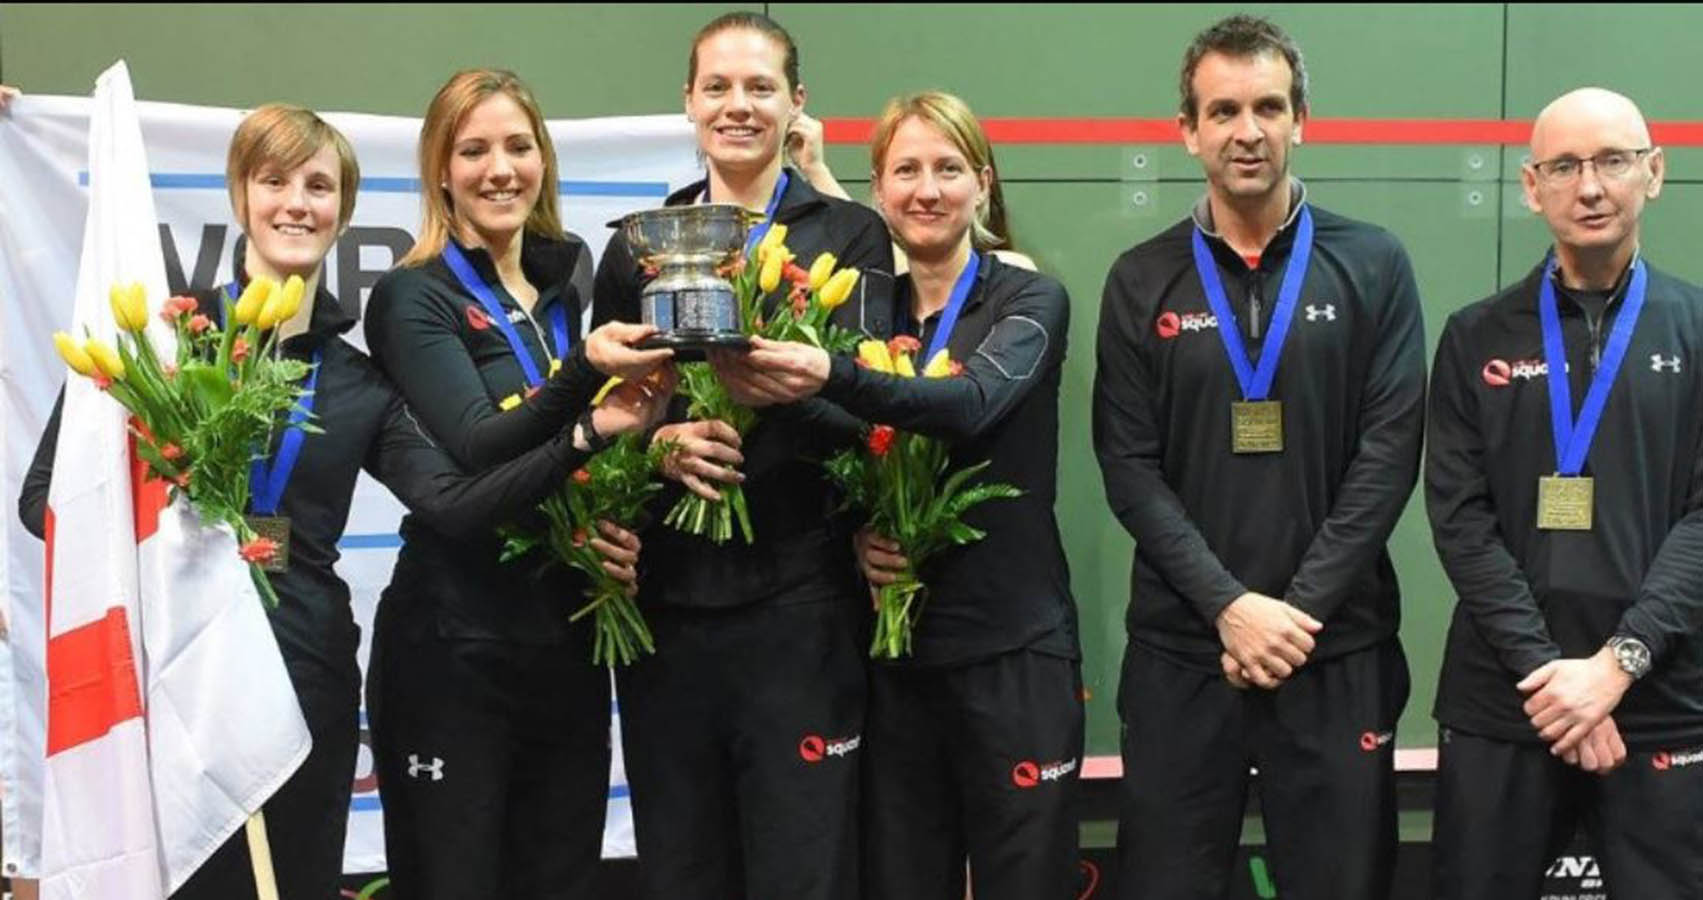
[665,224,863,544]
[824,337,1022,659]
[52,278,317,607]
[501,429,671,667]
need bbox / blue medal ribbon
[709,169,790,256]
[442,242,569,389]
[1189,206,1315,400]
[924,251,983,364]
[1539,256,1648,475]
[249,349,321,515]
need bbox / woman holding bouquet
[590,11,894,900]
[18,103,667,898]
[358,69,678,898]
[743,91,1083,900]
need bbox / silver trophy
[620,204,758,355]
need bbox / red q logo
[1653,752,1672,771]
[466,305,493,331]
[1360,732,1379,752]
[799,735,826,764]
[1012,761,1041,788]
[1482,359,1512,387]
[1156,312,1181,339]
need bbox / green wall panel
[0,3,756,117]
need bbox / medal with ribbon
[1535,256,1647,530]
[1190,206,1315,453]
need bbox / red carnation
[867,425,896,457]
[888,335,922,356]
[784,261,811,288]
[239,537,279,565]
[188,314,213,335]
[571,529,588,547]
[572,469,592,485]
[160,443,183,461]
[231,337,250,364]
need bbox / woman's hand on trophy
[591,520,641,596]
[705,348,788,407]
[653,420,744,501]
[742,337,830,399]
[854,527,909,588]
[585,321,674,381]
[592,366,678,437]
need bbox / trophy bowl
[620,204,759,357]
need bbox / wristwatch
[574,408,613,454]
[1606,635,1652,680]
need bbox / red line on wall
[823,117,1703,147]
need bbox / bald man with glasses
[1426,87,1703,899]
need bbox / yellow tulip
[819,268,860,311]
[807,253,837,291]
[233,277,275,327]
[256,293,286,331]
[922,349,954,378]
[85,338,125,380]
[857,339,894,374]
[894,351,916,378]
[759,247,787,293]
[274,275,306,323]
[109,283,147,332]
[53,331,97,376]
[757,223,788,258]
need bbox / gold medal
[244,515,293,573]
[1231,401,1284,454]
[1536,476,1593,531]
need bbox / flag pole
[245,811,282,900]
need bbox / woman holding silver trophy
[591,11,896,900]
[360,68,677,898]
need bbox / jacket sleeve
[17,389,62,540]
[1425,313,1562,678]
[1092,260,1247,624]
[363,268,603,471]
[818,278,1068,444]
[591,233,642,329]
[363,388,591,541]
[1617,384,1703,665]
[1284,238,1428,623]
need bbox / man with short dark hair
[1427,87,1703,900]
[1094,14,1426,897]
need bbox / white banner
[1,89,700,876]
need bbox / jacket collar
[1190,178,1309,270]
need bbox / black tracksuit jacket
[362,232,608,644]
[817,254,1078,665]
[1428,257,1703,748]
[592,170,896,609]
[1093,187,1427,672]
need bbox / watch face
[1614,639,1651,676]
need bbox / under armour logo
[407,754,444,781]
[1652,354,1682,373]
[1304,303,1336,322]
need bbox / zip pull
[1248,276,1263,341]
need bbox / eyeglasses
[1529,148,1654,185]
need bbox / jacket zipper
[1247,273,1263,341]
